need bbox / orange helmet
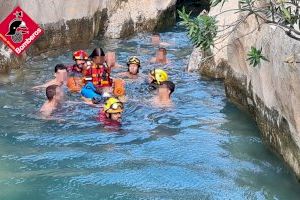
[73,50,88,61]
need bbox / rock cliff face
[0,0,177,71]
[188,0,300,178]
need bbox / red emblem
[0,6,44,55]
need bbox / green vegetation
[178,0,299,67]
[247,47,268,67]
[178,7,218,51]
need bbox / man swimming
[150,47,170,64]
[40,84,63,117]
[118,56,141,79]
[98,97,124,125]
[152,81,175,107]
[151,33,171,47]
[33,64,67,89]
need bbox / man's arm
[32,79,55,89]
[150,57,156,63]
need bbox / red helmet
[73,50,88,61]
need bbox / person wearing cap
[152,81,175,107]
[66,50,89,92]
[68,50,89,75]
[118,56,141,79]
[148,68,168,90]
[98,97,124,124]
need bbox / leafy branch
[212,0,300,40]
[178,7,218,51]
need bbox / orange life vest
[113,79,126,96]
[67,76,83,93]
[91,62,112,87]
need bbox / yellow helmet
[103,97,124,114]
[127,56,141,67]
[150,69,168,84]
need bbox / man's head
[90,48,105,65]
[151,33,160,45]
[103,97,124,122]
[156,47,167,61]
[158,81,175,99]
[74,60,87,73]
[54,64,67,83]
[46,85,62,102]
[127,56,141,75]
[73,50,88,66]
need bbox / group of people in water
[33,33,175,126]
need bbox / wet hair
[160,81,175,96]
[46,85,58,101]
[54,64,67,73]
[158,47,167,55]
[89,48,105,58]
[152,32,160,37]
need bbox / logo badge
[0,6,44,55]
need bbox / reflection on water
[0,24,299,200]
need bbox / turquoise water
[0,25,299,200]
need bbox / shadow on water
[219,102,300,200]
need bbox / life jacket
[67,76,83,93]
[113,79,126,97]
[85,62,113,87]
[65,64,84,92]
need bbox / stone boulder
[0,0,177,71]
[105,0,176,38]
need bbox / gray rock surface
[0,0,177,71]
[187,0,300,179]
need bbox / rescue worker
[118,56,141,79]
[66,50,89,92]
[148,68,169,89]
[98,97,124,125]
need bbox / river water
[0,24,299,200]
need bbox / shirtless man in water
[40,84,63,117]
[151,33,171,47]
[150,48,170,64]
[118,56,141,79]
[33,64,67,89]
[152,81,175,107]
